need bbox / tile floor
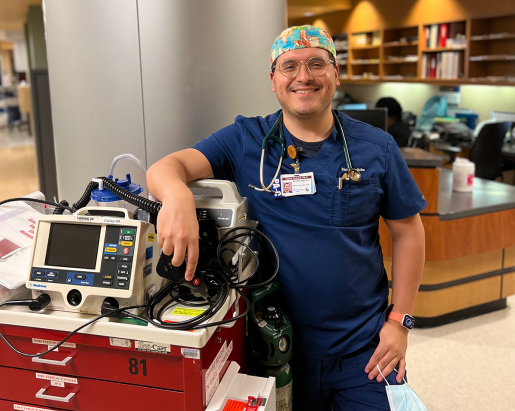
[0,122,514,410]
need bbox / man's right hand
[157,187,200,281]
[157,186,199,281]
[147,148,214,282]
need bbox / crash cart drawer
[0,324,185,391]
[0,399,68,411]
[0,366,184,411]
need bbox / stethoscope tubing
[254,110,360,193]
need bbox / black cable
[0,304,146,358]
[0,198,75,213]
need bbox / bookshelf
[329,12,515,86]
[469,14,515,84]
[349,30,381,80]
[382,26,419,80]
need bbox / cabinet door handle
[36,388,76,402]
[32,356,73,366]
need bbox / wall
[295,0,515,35]
[340,83,515,121]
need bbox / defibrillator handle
[187,179,243,205]
[74,206,131,219]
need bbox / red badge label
[123,247,130,255]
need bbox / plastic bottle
[452,157,475,192]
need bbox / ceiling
[288,0,352,20]
[0,0,349,32]
[0,0,41,31]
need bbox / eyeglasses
[273,57,335,78]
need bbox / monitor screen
[45,223,101,270]
[340,108,388,131]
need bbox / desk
[380,148,515,327]
[457,141,515,162]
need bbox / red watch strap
[387,311,404,324]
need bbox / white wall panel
[43,0,147,202]
[138,0,286,165]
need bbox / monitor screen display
[340,108,388,131]
[45,223,101,270]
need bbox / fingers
[184,240,199,281]
[396,358,406,383]
[365,343,387,375]
[376,356,399,383]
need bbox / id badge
[280,172,316,197]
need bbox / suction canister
[90,174,143,214]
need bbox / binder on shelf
[421,54,428,79]
[425,26,431,48]
[439,24,449,48]
[430,54,436,78]
[430,24,439,49]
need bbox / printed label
[109,338,132,348]
[36,373,77,384]
[74,216,95,222]
[205,340,233,405]
[50,381,65,387]
[14,405,56,411]
[238,213,247,223]
[135,340,170,354]
[148,233,155,242]
[146,246,153,260]
[181,348,200,359]
[103,218,122,224]
[32,339,76,349]
[258,320,267,328]
[171,307,207,317]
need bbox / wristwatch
[387,311,415,330]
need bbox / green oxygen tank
[248,282,293,411]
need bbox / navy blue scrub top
[193,110,426,360]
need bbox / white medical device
[189,180,249,234]
[26,207,164,315]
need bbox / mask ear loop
[376,365,408,385]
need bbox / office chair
[469,121,512,181]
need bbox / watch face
[403,315,415,329]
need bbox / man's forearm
[389,220,425,315]
[147,149,213,203]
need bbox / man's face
[270,48,339,119]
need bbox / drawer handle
[36,388,76,403]
[32,356,73,366]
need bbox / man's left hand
[364,320,408,383]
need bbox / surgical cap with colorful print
[270,25,337,68]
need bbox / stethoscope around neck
[250,109,361,193]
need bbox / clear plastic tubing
[107,154,153,199]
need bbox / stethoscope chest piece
[349,169,361,182]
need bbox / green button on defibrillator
[122,229,135,235]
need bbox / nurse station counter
[380,148,515,327]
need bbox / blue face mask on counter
[376,365,429,411]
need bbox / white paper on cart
[0,200,42,289]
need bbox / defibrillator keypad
[30,226,137,290]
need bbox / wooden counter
[380,148,515,327]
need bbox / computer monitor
[337,103,368,110]
[340,108,388,131]
[489,111,515,123]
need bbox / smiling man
[147,26,426,410]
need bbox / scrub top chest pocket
[332,178,380,227]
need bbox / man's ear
[334,64,340,87]
[270,71,276,93]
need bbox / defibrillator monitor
[27,207,163,314]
